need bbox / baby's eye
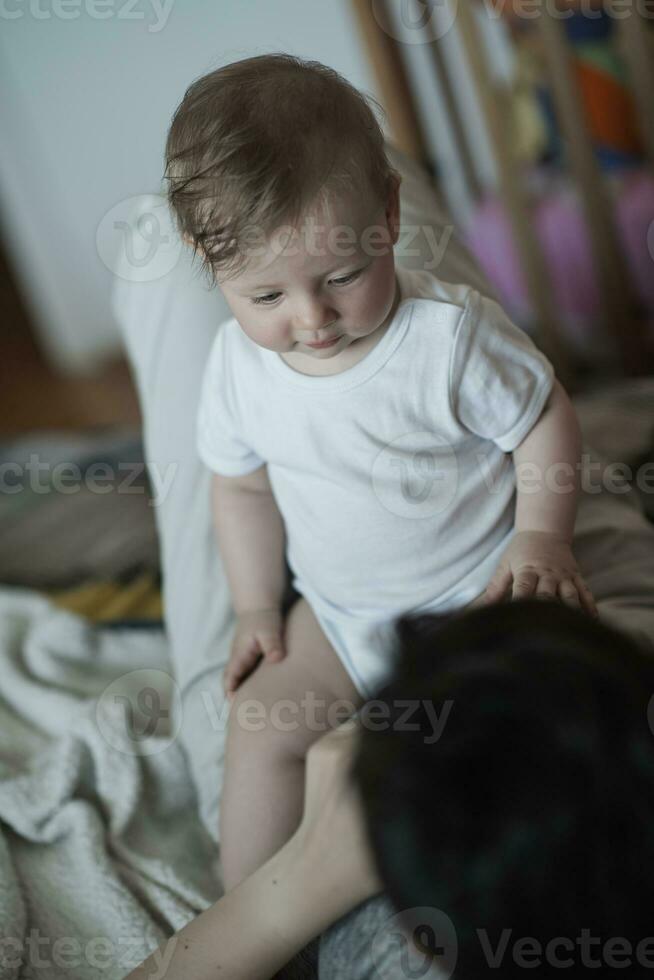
[251,292,282,306]
[250,270,362,307]
[330,270,362,286]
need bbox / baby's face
[216,177,401,362]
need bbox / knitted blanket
[0,587,220,980]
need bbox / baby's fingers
[511,568,539,600]
[481,567,513,605]
[534,575,559,600]
[558,577,582,610]
[224,640,262,697]
[574,575,599,618]
[256,628,286,664]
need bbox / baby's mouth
[305,335,341,349]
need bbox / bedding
[0,586,218,980]
[0,391,651,979]
[1,139,652,978]
[0,427,159,592]
[0,427,162,624]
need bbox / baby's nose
[294,302,337,332]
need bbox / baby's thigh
[227,597,363,760]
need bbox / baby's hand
[478,530,598,617]
[223,607,286,699]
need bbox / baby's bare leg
[219,596,363,893]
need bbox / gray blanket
[1,382,653,980]
[0,589,219,980]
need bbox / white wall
[0,0,382,373]
[0,0,509,374]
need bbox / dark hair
[355,600,654,978]
[164,53,400,286]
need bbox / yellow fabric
[46,572,163,623]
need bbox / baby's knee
[226,672,323,763]
[224,601,361,760]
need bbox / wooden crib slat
[535,7,648,374]
[616,10,654,169]
[425,29,482,202]
[350,0,431,165]
[455,1,571,383]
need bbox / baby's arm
[480,379,598,615]
[513,378,581,541]
[211,467,289,691]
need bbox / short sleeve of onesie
[196,323,265,477]
[449,291,555,453]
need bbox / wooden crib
[351,0,654,386]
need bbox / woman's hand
[294,718,384,913]
[223,608,286,698]
[477,530,598,617]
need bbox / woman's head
[355,600,654,977]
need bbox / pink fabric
[466,169,654,351]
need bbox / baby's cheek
[241,314,289,351]
[272,323,295,349]
[360,284,394,327]
[367,258,396,309]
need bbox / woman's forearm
[211,478,287,614]
[513,379,582,542]
[125,719,383,980]
[126,823,374,980]
[125,836,325,980]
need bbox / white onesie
[197,265,555,697]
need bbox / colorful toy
[503,5,646,171]
[466,168,654,355]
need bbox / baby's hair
[163,52,400,287]
[355,600,654,978]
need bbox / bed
[1,140,653,979]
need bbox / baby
[164,53,597,893]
